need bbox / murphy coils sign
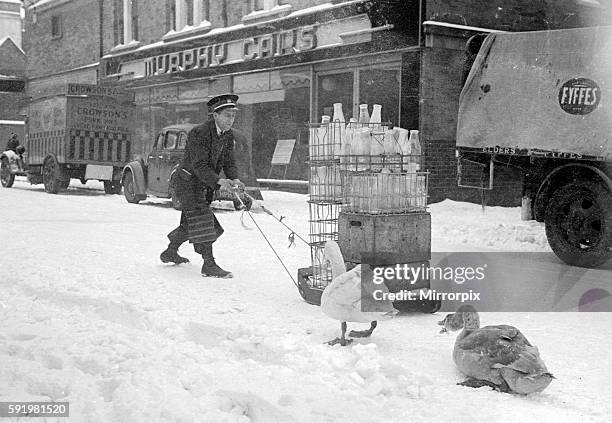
[145,25,316,77]
[127,14,372,79]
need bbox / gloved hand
[217,178,233,191]
[231,179,246,191]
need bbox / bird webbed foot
[458,378,509,392]
[325,337,353,346]
[348,321,377,338]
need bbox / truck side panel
[65,96,133,165]
[457,26,612,159]
[26,96,68,165]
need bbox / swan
[438,305,554,394]
[321,241,396,346]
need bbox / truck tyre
[43,156,64,194]
[104,180,122,195]
[1,158,15,188]
[170,174,182,210]
[123,170,142,204]
[545,181,612,267]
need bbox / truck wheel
[104,180,122,195]
[123,170,141,204]
[170,174,182,210]
[1,158,15,188]
[43,156,63,194]
[545,181,612,267]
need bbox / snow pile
[1,180,610,422]
[430,200,550,252]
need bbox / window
[155,133,165,150]
[165,132,178,149]
[317,72,354,122]
[243,0,290,25]
[177,133,188,149]
[51,15,62,38]
[358,68,400,126]
[173,0,210,31]
[252,0,277,11]
[113,0,123,45]
[113,0,139,47]
[316,64,401,127]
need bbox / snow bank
[0,180,610,422]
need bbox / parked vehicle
[0,147,26,187]
[456,26,612,267]
[122,124,253,210]
[14,83,135,194]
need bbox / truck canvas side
[457,26,612,267]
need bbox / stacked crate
[297,121,344,305]
[297,123,437,313]
[338,143,436,312]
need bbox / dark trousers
[166,211,224,257]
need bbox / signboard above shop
[114,13,379,80]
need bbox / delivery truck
[456,26,612,268]
[22,83,135,194]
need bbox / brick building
[23,0,611,204]
[0,0,25,145]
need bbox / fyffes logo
[558,78,601,115]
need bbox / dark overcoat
[175,119,238,244]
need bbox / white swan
[321,241,396,346]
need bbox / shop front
[100,1,419,180]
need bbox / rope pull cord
[245,210,299,288]
[231,190,309,288]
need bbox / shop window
[358,68,400,126]
[317,72,354,122]
[51,15,62,39]
[165,132,178,149]
[235,67,310,178]
[315,63,401,127]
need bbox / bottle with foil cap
[332,103,345,161]
[358,104,370,127]
[370,104,382,131]
[408,130,421,172]
[318,115,331,159]
[344,118,358,169]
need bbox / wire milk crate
[298,120,344,304]
[341,155,429,214]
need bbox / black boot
[198,243,233,278]
[160,243,190,264]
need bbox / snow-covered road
[1,179,611,422]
